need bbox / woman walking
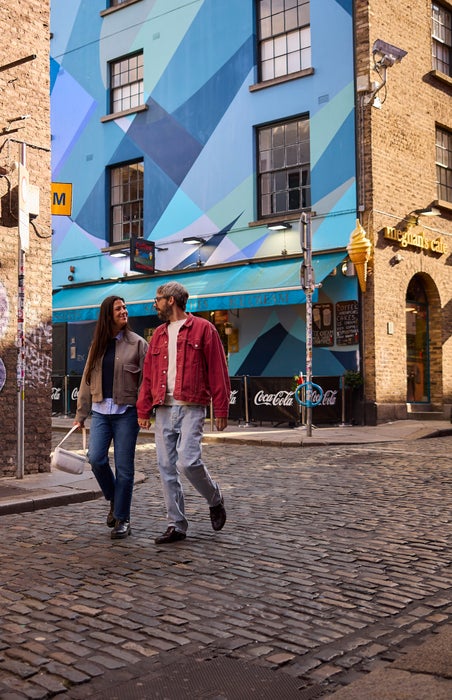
[74,296,148,539]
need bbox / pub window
[109,52,144,114]
[110,161,144,244]
[436,126,452,202]
[257,116,311,218]
[257,0,311,82]
[432,3,452,76]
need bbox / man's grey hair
[157,282,189,310]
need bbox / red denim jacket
[136,314,230,419]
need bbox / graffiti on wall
[0,281,9,392]
[0,280,52,390]
[25,321,52,386]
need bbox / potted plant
[343,370,363,425]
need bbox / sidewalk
[1,416,451,700]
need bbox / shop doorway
[406,276,429,403]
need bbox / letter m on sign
[51,183,72,215]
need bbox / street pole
[299,212,314,436]
[16,142,28,479]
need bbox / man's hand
[138,417,151,430]
[215,417,228,432]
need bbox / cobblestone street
[0,434,451,698]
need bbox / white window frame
[257,0,311,82]
[109,52,144,115]
[432,3,452,76]
[110,161,144,244]
[436,126,452,202]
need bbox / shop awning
[52,252,346,323]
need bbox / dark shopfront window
[257,116,311,218]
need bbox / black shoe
[111,520,131,539]
[154,526,186,544]
[106,501,115,528]
[210,496,226,531]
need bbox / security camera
[372,39,407,67]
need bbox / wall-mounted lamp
[267,222,292,231]
[414,206,440,217]
[110,249,129,258]
[405,206,440,228]
[341,260,356,277]
[183,236,206,245]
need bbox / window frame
[108,51,144,116]
[436,125,452,203]
[109,160,144,245]
[256,115,311,220]
[256,0,311,84]
[432,2,452,77]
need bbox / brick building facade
[355,0,452,423]
[0,1,52,475]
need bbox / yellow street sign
[51,182,72,215]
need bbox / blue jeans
[88,407,139,522]
[154,405,222,533]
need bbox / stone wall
[0,1,52,474]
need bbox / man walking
[137,282,230,543]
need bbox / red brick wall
[0,1,52,474]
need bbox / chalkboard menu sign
[336,300,359,345]
[312,303,334,346]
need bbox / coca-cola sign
[228,377,244,421]
[247,376,341,425]
[51,375,65,414]
[312,377,341,423]
[254,390,294,407]
[68,376,81,415]
[248,378,298,423]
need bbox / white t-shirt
[165,318,186,402]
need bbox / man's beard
[157,307,171,321]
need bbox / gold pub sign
[383,227,448,255]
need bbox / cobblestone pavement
[0,434,451,698]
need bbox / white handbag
[51,425,88,475]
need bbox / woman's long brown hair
[85,296,131,384]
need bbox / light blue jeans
[154,405,222,533]
[88,407,139,522]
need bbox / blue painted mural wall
[50,0,359,378]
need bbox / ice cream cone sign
[346,220,372,293]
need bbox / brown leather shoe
[210,496,226,531]
[154,526,186,544]
[106,501,115,528]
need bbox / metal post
[300,212,314,437]
[16,142,27,478]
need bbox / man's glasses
[154,296,168,303]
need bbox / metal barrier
[52,374,344,425]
